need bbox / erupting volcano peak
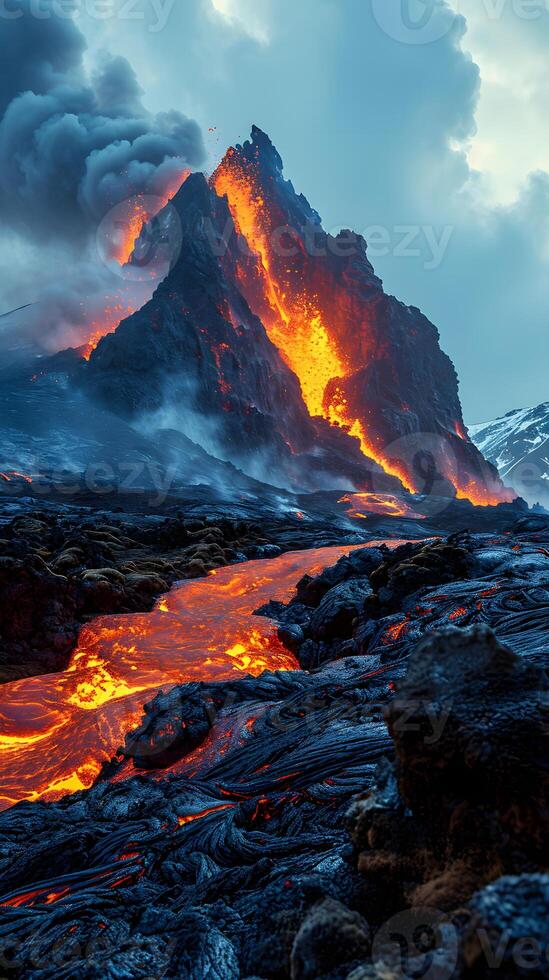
[83,127,515,505]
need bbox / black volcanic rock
[85,176,313,457]
[83,173,385,492]
[82,127,511,501]
[0,526,548,977]
[385,625,549,857]
[212,126,510,502]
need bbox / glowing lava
[0,543,406,812]
[212,143,515,506]
[112,197,152,267]
[455,480,516,508]
[338,492,426,520]
[80,172,190,360]
[214,152,346,420]
[0,471,32,484]
[213,154,424,494]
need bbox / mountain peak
[245,125,284,172]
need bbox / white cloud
[456,0,549,204]
[210,0,271,43]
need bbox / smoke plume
[0,0,205,352]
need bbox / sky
[1,0,548,422]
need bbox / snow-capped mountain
[470,403,549,509]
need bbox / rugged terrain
[0,506,547,978]
[0,125,545,979]
[81,128,511,505]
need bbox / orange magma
[0,543,407,812]
[80,296,138,361]
[213,154,415,492]
[81,172,191,360]
[0,471,32,484]
[338,492,426,521]
[213,154,514,506]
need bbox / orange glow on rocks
[455,480,516,508]
[112,197,151,267]
[382,618,409,644]
[213,151,420,495]
[339,492,426,520]
[177,803,236,827]
[214,153,346,420]
[453,420,469,441]
[112,174,190,268]
[80,171,190,360]
[80,296,141,360]
[211,135,517,506]
[0,471,32,484]
[0,544,390,812]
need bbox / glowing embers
[454,479,516,508]
[0,544,370,811]
[382,618,410,645]
[109,173,190,269]
[79,295,137,361]
[80,170,190,360]
[453,420,469,441]
[212,151,421,493]
[339,492,426,520]
[0,863,144,909]
[177,803,236,827]
[111,197,151,266]
[0,471,32,484]
[214,155,346,419]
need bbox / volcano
[83,126,513,505]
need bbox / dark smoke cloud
[0,0,205,354]
[0,0,205,245]
[0,4,85,117]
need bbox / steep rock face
[84,173,392,492]
[84,126,512,502]
[85,176,310,464]
[213,127,511,504]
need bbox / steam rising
[0,1,205,352]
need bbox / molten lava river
[0,543,406,812]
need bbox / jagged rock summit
[83,126,514,503]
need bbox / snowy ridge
[470,402,549,508]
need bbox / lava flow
[212,139,513,505]
[0,543,404,812]
[214,151,347,421]
[213,154,434,495]
[338,492,426,520]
